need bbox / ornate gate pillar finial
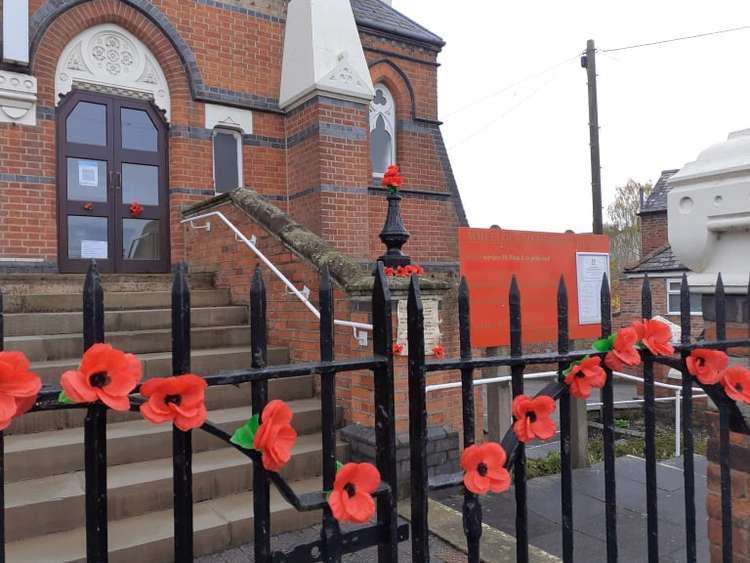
[378,165,411,268]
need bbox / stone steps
[2,288,231,313]
[27,345,288,385]
[5,476,325,563]
[0,272,216,294]
[5,398,333,481]
[7,374,311,435]
[7,324,254,362]
[5,434,347,543]
[2,305,248,337]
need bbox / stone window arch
[55,23,171,120]
[369,83,396,177]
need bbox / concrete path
[433,454,709,562]
[195,520,466,562]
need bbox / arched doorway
[54,24,171,273]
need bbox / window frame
[212,127,243,194]
[369,83,396,178]
[666,278,702,316]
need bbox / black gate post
[172,263,194,560]
[458,278,482,563]
[372,262,399,562]
[250,267,271,561]
[407,275,429,562]
[83,261,108,561]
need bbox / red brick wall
[183,200,478,436]
[706,420,750,563]
[641,212,668,256]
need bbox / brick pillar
[284,96,370,258]
[706,420,750,562]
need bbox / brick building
[0,0,466,273]
[0,1,472,557]
[619,169,703,332]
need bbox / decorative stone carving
[0,71,38,126]
[55,24,171,120]
[204,103,253,134]
[668,129,750,293]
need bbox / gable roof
[350,0,445,48]
[640,169,680,214]
[625,244,686,274]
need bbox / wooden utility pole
[582,39,603,235]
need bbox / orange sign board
[459,228,610,348]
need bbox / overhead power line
[442,53,580,118]
[601,24,750,53]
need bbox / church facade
[0,0,466,274]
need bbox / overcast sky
[392,1,750,233]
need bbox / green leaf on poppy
[230,414,260,450]
[58,390,76,404]
[336,460,343,473]
[592,338,614,353]
[562,361,578,377]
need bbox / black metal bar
[83,261,108,561]
[641,275,659,562]
[509,276,528,563]
[680,273,696,563]
[0,288,4,563]
[600,274,618,563]
[715,274,733,563]
[557,277,573,563]
[407,274,429,562]
[251,267,272,562]
[319,268,342,563]
[171,263,193,561]
[372,262,399,563]
[459,278,482,563]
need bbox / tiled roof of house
[350,0,445,47]
[640,169,680,214]
[626,244,686,274]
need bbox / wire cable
[442,53,580,118]
[601,24,750,52]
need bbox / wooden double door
[57,90,170,273]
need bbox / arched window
[369,84,396,177]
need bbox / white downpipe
[182,210,373,344]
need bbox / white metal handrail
[426,370,710,458]
[181,210,373,345]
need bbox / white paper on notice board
[78,161,99,187]
[576,252,610,325]
[81,240,108,259]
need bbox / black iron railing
[0,262,406,562]
[1,263,748,562]
[407,272,749,563]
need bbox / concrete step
[2,288,231,313]
[5,434,348,542]
[5,398,333,481]
[3,305,248,337]
[7,324,253,362]
[28,345,288,385]
[7,374,312,435]
[0,272,216,294]
[6,476,323,563]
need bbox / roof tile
[350,0,444,47]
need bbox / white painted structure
[204,103,253,135]
[2,0,29,65]
[279,0,374,110]
[55,24,171,120]
[668,129,750,293]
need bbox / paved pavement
[196,521,465,562]
[433,454,709,562]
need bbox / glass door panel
[122,163,159,205]
[67,216,108,259]
[122,219,160,260]
[66,158,108,202]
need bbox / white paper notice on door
[81,240,108,259]
[576,252,610,325]
[78,161,99,187]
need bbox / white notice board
[576,252,610,325]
